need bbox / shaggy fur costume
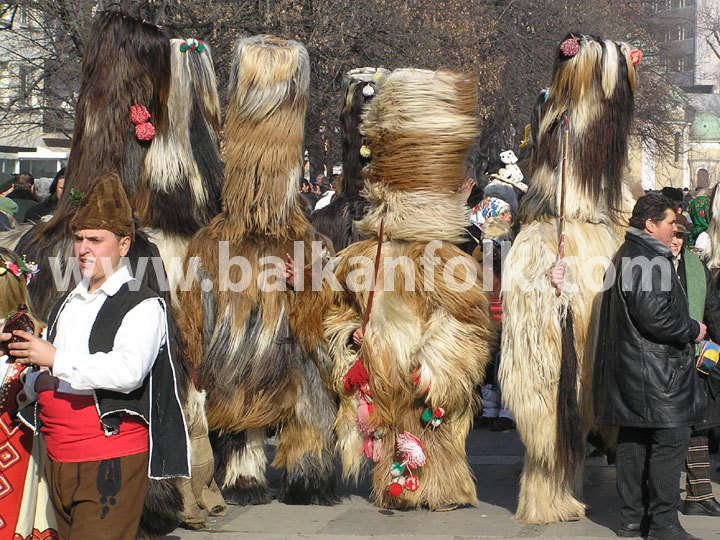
[176,35,338,506]
[2,12,198,537]
[321,69,495,509]
[14,10,170,315]
[139,38,224,309]
[498,33,638,523]
[311,67,388,251]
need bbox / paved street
[161,427,720,540]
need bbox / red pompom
[404,475,419,492]
[343,360,369,393]
[560,38,579,57]
[135,122,155,141]
[433,407,445,418]
[630,49,643,66]
[130,104,151,125]
[388,482,403,497]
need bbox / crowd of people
[0,17,718,540]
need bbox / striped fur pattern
[138,39,223,235]
[357,69,478,244]
[500,33,637,523]
[311,67,388,251]
[176,35,338,505]
[322,69,495,509]
[522,33,637,228]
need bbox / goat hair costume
[321,69,495,509]
[311,67,388,251]
[2,11,212,537]
[140,37,224,308]
[498,33,639,523]
[177,35,338,506]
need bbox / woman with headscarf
[689,194,710,248]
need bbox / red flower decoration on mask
[130,104,151,125]
[560,38,580,57]
[135,122,155,141]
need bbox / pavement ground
[160,426,720,540]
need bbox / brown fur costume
[176,35,338,506]
[499,33,638,523]
[311,67,388,251]
[4,12,201,537]
[322,69,495,509]
[139,37,224,310]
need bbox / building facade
[0,5,70,183]
[627,0,720,192]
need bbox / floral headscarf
[688,195,709,246]
[470,197,510,227]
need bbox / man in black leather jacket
[594,193,707,540]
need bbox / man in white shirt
[3,173,189,540]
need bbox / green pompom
[69,189,85,208]
[197,43,205,52]
[421,409,432,423]
[390,462,406,477]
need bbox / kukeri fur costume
[176,35,338,506]
[4,12,195,537]
[311,67,388,251]
[498,33,638,523]
[140,38,224,308]
[322,69,495,509]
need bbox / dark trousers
[45,452,149,540]
[616,426,691,529]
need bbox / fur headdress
[338,67,389,198]
[70,173,134,241]
[220,35,310,238]
[357,69,478,243]
[521,33,639,226]
[31,11,170,248]
[137,38,223,235]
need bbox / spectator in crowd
[8,172,39,223]
[594,193,705,540]
[0,176,18,217]
[670,213,720,518]
[691,194,712,253]
[314,176,336,211]
[26,168,65,223]
[4,174,189,540]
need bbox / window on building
[697,168,709,189]
[678,53,694,72]
[674,132,681,162]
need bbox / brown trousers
[44,452,149,540]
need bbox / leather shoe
[682,497,720,516]
[617,522,642,538]
[647,525,701,540]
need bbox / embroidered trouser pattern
[44,452,149,540]
[685,431,713,501]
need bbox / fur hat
[661,186,683,204]
[70,173,134,241]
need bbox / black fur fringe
[556,308,584,487]
[310,194,368,252]
[135,479,183,539]
[278,451,339,506]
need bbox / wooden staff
[556,115,570,296]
